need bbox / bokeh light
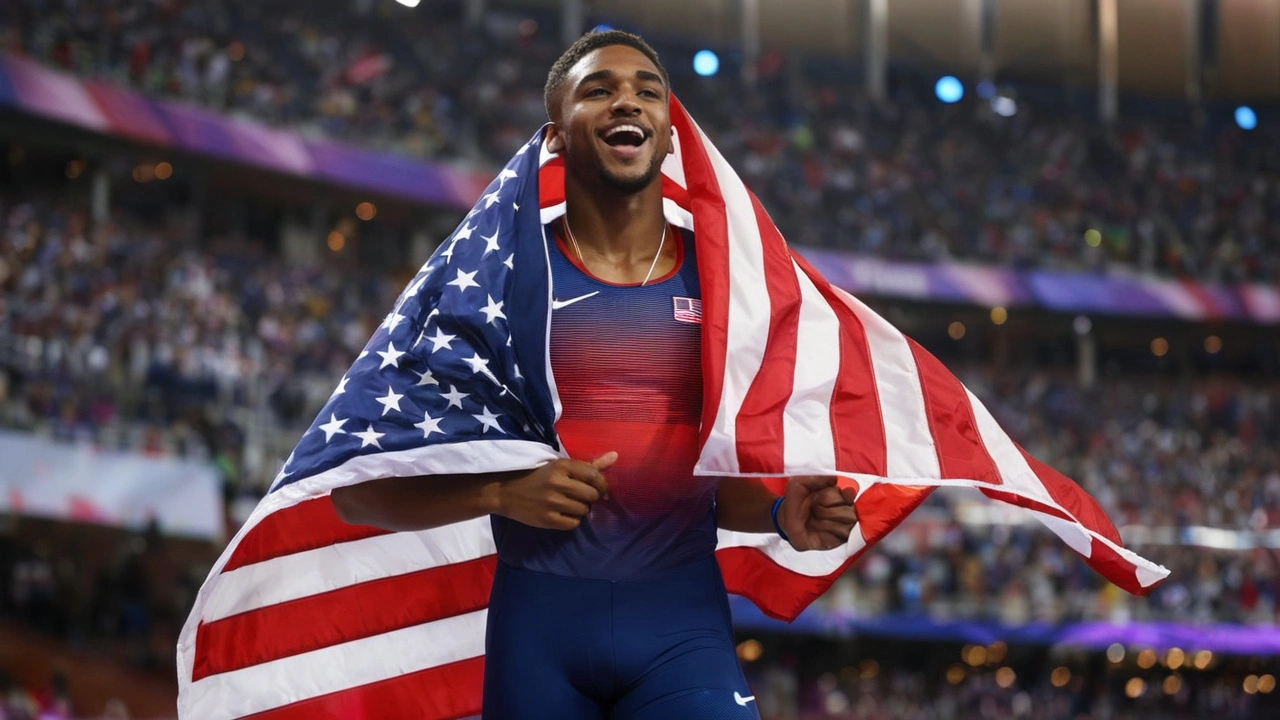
[935,76,964,103]
[1235,105,1257,130]
[693,50,720,77]
[1107,643,1126,663]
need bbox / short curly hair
[543,30,669,120]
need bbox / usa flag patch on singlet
[673,297,702,324]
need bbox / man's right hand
[493,452,618,530]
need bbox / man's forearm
[330,471,519,532]
[715,477,780,533]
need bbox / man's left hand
[777,476,858,552]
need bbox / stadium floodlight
[592,24,615,32]
[1235,105,1258,131]
[394,0,420,7]
[935,76,964,103]
[693,50,720,77]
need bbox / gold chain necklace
[564,218,667,286]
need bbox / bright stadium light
[1235,105,1258,130]
[394,0,420,7]
[693,50,720,77]
[935,75,964,104]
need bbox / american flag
[177,97,1169,719]
[673,296,703,324]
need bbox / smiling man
[330,30,858,719]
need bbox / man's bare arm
[331,452,618,532]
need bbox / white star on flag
[377,342,406,369]
[447,269,480,292]
[463,353,499,384]
[382,312,407,332]
[426,328,456,353]
[503,254,514,270]
[441,385,469,410]
[482,229,501,256]
[318,414,348,443]
[414,412,444,438]
[480,295,506,325]
[482,190,501,208]
[375,386,405,416]
[497,168,518,185]
[453,223,475,242]
[412,368,439,386]
[353,424,385,449]
[473,406,503,434]
[331,375,349,397]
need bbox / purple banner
[730,596,1280,655]
[2,52,1276,325]
[0,52,489,209]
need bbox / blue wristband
[770,496,789,541]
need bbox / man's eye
[639,89,661,98]
[586,88,609,97]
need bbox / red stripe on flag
[669,99,731,453]
[907,339,1003,485]
[1085,536,1149,596]
[193,556,495,681]
[732,195,801,473]
[852,483,934,547]
[1019,448,1123,545]
[224,497,391,572]
[243,656,485,720]
[793,257,887,476]
[538,157,688,211]
[717,546,859,622]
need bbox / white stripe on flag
[843,290,941,480]
[695,123,772,474]
[185,609,487,720]
[782,262,839,473]
[965,388,1061,509]
[203,520,496,622]
[716,530,867,577]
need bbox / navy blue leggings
[482,557,761,720]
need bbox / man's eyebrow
[577,68,667,89]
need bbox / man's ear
[546,124,565,154]
[667,126,675,156]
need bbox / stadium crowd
[2,1,1280,716]
[741,652,1278,720]
[4,0,1280,283]
[2,192,1278,632]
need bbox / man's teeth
[606,125,644,139]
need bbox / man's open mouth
[602,124,649,148]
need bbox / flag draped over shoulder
[177,98,1169,720]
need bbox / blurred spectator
[3,0,1279,283]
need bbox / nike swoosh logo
[734,692,755,706]
[551,291,599,310]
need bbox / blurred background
[0,0,1278,718]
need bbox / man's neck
[562,176,667,263]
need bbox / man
[331,31,858,719]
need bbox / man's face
[548,45,672,194]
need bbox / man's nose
[611,93,642,115]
